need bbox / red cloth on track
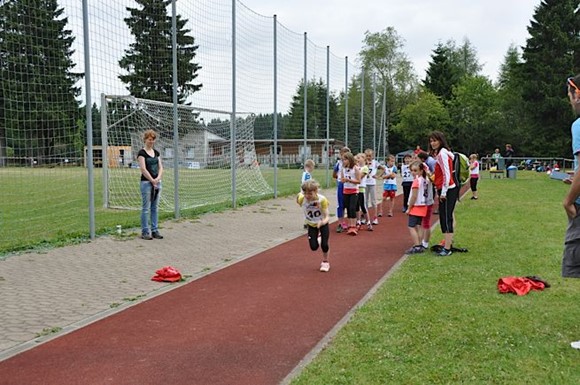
[151,266,182,282]
[497,276,547,296]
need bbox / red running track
[0,198,421,385]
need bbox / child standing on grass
[333,146,350,233]
[401,154,414,213]
[405,161,431,254]
[297,179,331,272]
[419,160,435,251]
[381,154,398,217]
[469,154,479,200]
[340,152,362,235]
[364,149,382,225]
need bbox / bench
[489,170,504,179]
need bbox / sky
[239,0,541,82]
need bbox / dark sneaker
[336,225,343,233]
[436,248,453,257]
[152,232,164,239]
[405,246,424,254]
[142,234,153,240]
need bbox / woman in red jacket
[428,131,458,256]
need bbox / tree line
[1,0,579,165]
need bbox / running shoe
[141,233,153,240]
[320,261,330,272]
[436,248,453,257]
[367,224,373,231]
[152,231,164,239]
[336,225,343,233]
[372,218,379,225]
[405,246,424,254]
[378,212,383,217]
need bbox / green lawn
[3,167,579,382]
[291,170,580,385]
[0,166,331,255]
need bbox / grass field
[291,170,580,384]
[0,166,332,255]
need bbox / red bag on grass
[497,276,549,296]
[151,266,182,282]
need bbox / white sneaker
[320,261,330,272]
[372,218,379,225]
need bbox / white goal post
[101,94,272,211]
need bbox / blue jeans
[140,180,161,235]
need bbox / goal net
[102,95,272,211]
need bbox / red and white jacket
[434,148,456,197]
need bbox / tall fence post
[82,0,95,239]
[345,56,348,148]
[325,45,330,188]
[171,0,180,218]
[273,14,278,198]
[100,93,108,209]
[383,81,388,156]
[372,72,376,154]
[231,0,237,208]
[360,68,364,153]
[303,32,308,164]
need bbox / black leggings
[437,187,459,233]
[356,192,367,214]
[343,193,358,219]
[470,177,478,192]
[308,223,329,253]
[402,181,412,210]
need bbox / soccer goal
[101,95,272,211]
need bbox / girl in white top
[405,161,433,254]
[364,149,383,225]
[355,153,372,231]
[340,152,362,235]
[469,154,480,200]
[401,154,414,213]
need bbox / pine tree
[496,45,530,153]
[119,0,202,104]
[520,0,580,156]
[423,43,461,103]
[0,0,82,164]
[424,39,482,105]
[286,79,339,141]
